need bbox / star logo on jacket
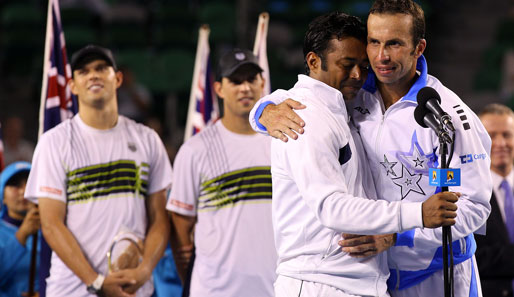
[391,164,426,200]
[380,155,397,177]
[395,131,438,175]
[128,143,137,152]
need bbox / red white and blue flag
[253,12,271,96]
[37,1,77,296]
[39,0,78,137]
[184,25,219,142]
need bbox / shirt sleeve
[24,132,67,203]
[411,98,493,248]
[147,129,173,195]
[249,89,292,133]
[166,142,200,217]
[274,104,423,234]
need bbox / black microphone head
[417,86,441,107]
[414,105,429,128]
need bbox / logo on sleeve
[354,106,370,115]
[459,153,486,164]
[453,104,471,131]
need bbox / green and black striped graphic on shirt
[66,160,148,204]
[198,166,272,212]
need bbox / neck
[79,102,118,130]
[221,113,256,135]
[6,210,24,222]
[378,70,418,110]
[492,165,512,178]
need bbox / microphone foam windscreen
[414,105,429,128]
[416,86,441,107]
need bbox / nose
[492,135,507,148]
[377,45,390,62]
[349,65,362,80]
[239,81,251,92]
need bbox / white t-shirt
[167,120,277,297]
[25,115,172,297]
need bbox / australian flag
[37,0,77,296]
[39,0,78,136]
[184,25,219,142]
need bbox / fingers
[341,242,378,258]
[439,191,460,203]
[105,272,137,286]
[338,235,373,247]
[340,233,362,240]
[284,99,306,111]
[269,130,289,142]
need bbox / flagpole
[38,0,54,139]
[184,24,210,142]
[253,12,271,96]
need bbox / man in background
[167,48,277,297]
[476,103,514,297]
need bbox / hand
[173,243,193,272]
[422,192,460,228]
[260,99,306,142]
[16,206,41,245]
[115,266,152,294]
[100,272,136,297]
[338,233,396,258]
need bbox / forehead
[481,113,514,132]
[367,13,414,41]
[326,37,367,59]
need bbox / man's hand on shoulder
[260,99,306,142]
[338,233,396,258]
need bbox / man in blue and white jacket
[250,1,492,297]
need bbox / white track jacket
[269,75,424,296]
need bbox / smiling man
[24,45,172,297]
[166,49,277,297]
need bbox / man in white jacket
[263,11,459,297]
[250,1,492,297]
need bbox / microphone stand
[439,136,454,297]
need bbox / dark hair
[5,171,29,187]
[303,12,366,75]
[369,0,425,47]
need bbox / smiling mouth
[88,84,104,91]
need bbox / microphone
[414,105,453,144]
[417,86,455,132]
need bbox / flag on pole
[0,124,5,172]
[184,25,219,142]
[37,1,78,296]
[39,0,78,138]
[253,12,271,96]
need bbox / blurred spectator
[0,161,40,297]
[3,116,35,165]
[476,103,514,297]
[117,66,153,123]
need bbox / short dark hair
[479,103,514,118]
[369,0,425,47]
[303,12,366,75]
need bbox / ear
[259,73,265,90]
[306,52,321,74]
[213,81,223,100]
[115,70,123,89]
[69,78,78,96]
[414,39,426,58]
